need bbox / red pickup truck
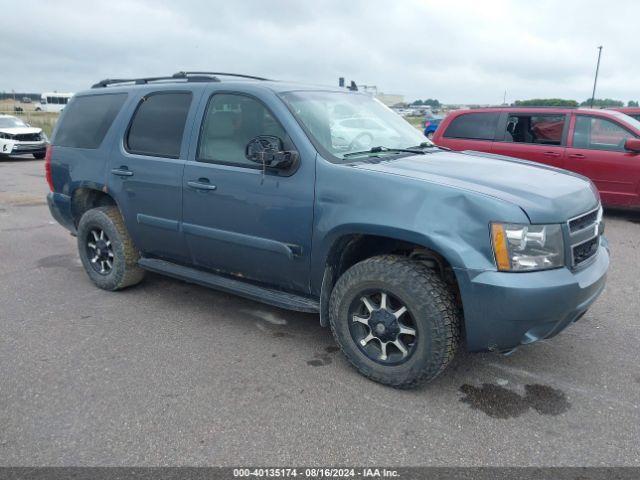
[432,107,640,209]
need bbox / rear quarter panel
[432,112,495,153]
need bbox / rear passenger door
[438,112,500,152]
[181,91,315,294]
[491,112,568,168]
[108,90,199,263]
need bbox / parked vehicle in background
[610,107,640,122]
[423,111,443,139]
[35,92,74,112]
[432,107,640,209]
[46,73,608,388]
[21,97,32,104]
[0,114,48,158]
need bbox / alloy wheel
[86,228,114,275]
[348,291,418,365]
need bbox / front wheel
[329,255,460,388]
[34,152,45,159]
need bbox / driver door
[181,92,315,293]
[565,114,640,207]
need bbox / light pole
[590,46,603,108]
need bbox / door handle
[111,167,134,177]
[568,153,586,159]
[187,180,217,191]
[543,151,561,157]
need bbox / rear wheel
[77,206,145,291]
[329,255,460,388]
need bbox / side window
[53,93,128,149]
[504,114,564,145]
[573,116,635,152]
[126,92,192,159]
[198,93,286,167]
[443,112,499,140]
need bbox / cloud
[1,0,638,103]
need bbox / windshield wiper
[408,141,450,151]
[343,145,425,158]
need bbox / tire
[77,206,145,291]
[329,255,460,388]
[34,152,45,159]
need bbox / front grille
[14,133,42,142]
[573,237,599,266]
[568,206,602,267]
[569,209,598,234]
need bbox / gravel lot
[1,156,639,466]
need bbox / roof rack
[91,71,270,89]
[174,71,271,81]
[91,72,216,88]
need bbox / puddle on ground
[36,254,81,270]
[459,383,570,419]
[307,345,340,366]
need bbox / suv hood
[353,150,599,223]
[0,127,42,136]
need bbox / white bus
[35,92,74,113]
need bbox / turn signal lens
[491,223,511,271]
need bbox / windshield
[280,91,432,160]
[608,110,640,131]
[0,116,27,128]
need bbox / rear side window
[504,114,565,145]
[443,112,499,140]
[53,93,127,149]
[126,92,192,158]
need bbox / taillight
[424,121,431,128]
[44,145,54,191]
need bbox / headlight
[491,222,564,271]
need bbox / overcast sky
[1,0,638,104]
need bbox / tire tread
[329,255,460,388]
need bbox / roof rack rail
[91,72,221,89]
[174,71,271,81]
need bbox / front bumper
[457,237,609,352]
[1,140,47,155]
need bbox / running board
[138,258,319,313]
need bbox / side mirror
[245,135,298,170]
[624,138,640,153]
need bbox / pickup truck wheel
[329,255,460,388]
[77,206,145,291]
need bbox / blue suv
[422,111,443,139]
[46,72,609,388]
